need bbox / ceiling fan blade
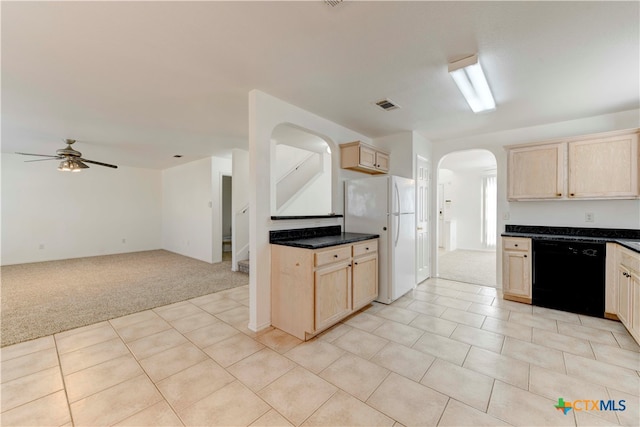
[81,158,118,169]
[24,157,63,162]
[15,152,60,158]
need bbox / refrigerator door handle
[395,213,400,247]
[394,181,401,214]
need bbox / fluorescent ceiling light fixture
[448,54,496,113]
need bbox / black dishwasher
[532,239,605,318]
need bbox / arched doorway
[437,149,498,287]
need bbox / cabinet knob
[570,193,575,197]
[333,254,338,258]
[514,244,518,247]
[524,255,527,258]
[365,247,369,250]
[295,262,300,266]
[556,193,562,197]
[354,262,359,265]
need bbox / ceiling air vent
[324,0,343,6]
[375,99,400,111]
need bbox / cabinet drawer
[620,249,640,273]
[503,237,530,251]
[353,240,378,257]
[315,246,351,267]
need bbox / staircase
[238,259,249,274]
[276,152,322,212]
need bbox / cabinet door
[568,134,639,198]
[630,271,640,338]
[617,265,631,328]
[508,143,565,200]
[315,261,352,332]
[359,145,377,169]
[375,151,390,172]
[352,253,378,311]
[502,250,531,299]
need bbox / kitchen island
[270,226,379,341]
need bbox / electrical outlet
[122,238,126,244]
[585,212,595,222]
[39,244,44,250]
[502,212,510,220]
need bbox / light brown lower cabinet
[271,239,378,341]
[314,260,352,332]
[615,246,640,344]
[501,237,532,304]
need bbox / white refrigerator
[345,175,416,304]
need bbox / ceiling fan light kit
[58,158,89,172]
[448,54,496,113]
[16,139,118,172]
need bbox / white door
[438,183,444,248]
[416,156,430,283]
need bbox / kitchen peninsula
[270,225,379,340]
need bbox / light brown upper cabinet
[507,129,639,201]
[508,143,565,200]
[568,133,639,198]
[340,141,390,174]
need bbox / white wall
[278,152,332,216]
[373,132,414,179]
[274,144,313,181]
[430,108,640,284]
[1,153,162,265]
[162,157,213,263]
[249,90,370,332]
[162,156,231,264]
[373,131,434,180]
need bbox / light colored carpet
[1,250,247,347]
[438,249,497,287]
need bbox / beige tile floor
[1,278,639,426]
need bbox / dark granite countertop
[271,214,343,220]
[271,232,379,249]
[501,225,640,253]
[269,225,378,249]
[617,240,640,253]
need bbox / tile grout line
[52,333,76,427]
[108,318,187,426]
[109,296,263,426]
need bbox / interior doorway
[222,175,232,261]
[436,150,497,287]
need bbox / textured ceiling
[2,1,638,169]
